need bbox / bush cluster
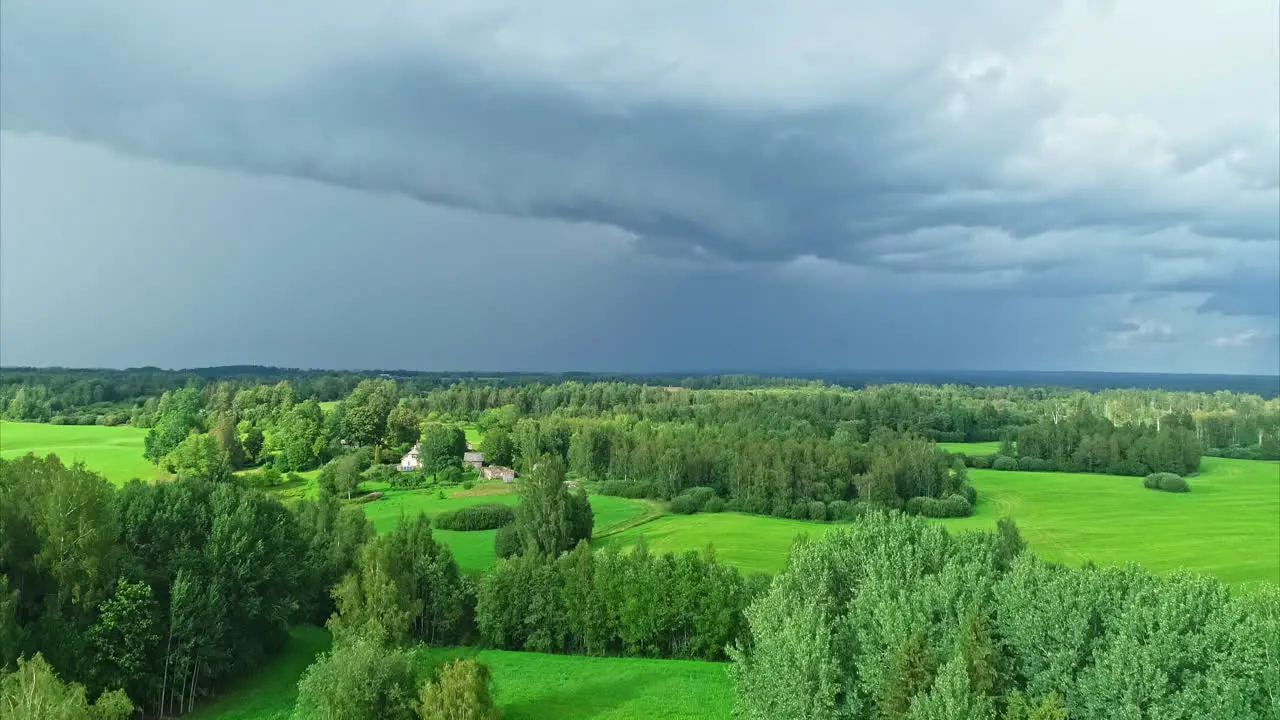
[434,503,517,531]
[905,493,973,518]
[598,479,662,499]
[1143,472,1190,493]
[992,455,1019,471]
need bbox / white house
[399,443,421,472]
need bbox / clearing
[191,627,732,720]
[600,455,1280,588]
[0,420,165,486]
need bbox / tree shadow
[498,671,658,720]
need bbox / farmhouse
[464,451,484,471]
[398,443,421,472]
[481,465,517,482]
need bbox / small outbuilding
[481,465,517,483]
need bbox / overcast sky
[1,0,1277,374]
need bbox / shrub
[992,456,1019,471]
[670,495,700,515]
[1144,472,1190,493]
[905,494,973,518]
[285,471,305,485]
[683,486,718,507]
[363,464,397,485]
[435,503,516,531]
[461,480,475,490]
[771,503,790,518]
[417,659,500,720]
[261,466,283,486]
[494,524,521,559]
[788,503,809,521]
[807,501,828,522]
[827,499,850,521]
[958,483,977,506]
[969,454,995,469]
[703,496,726,513]
[293,633,416,720]
[1016,456,1050,472]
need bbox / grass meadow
[602,448,1280,589]
[0,420,165,486]
[192,628,733,720]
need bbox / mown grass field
[0,420,165,486]
[942,455,1280,590]
[601,449,1280,588]
[192,628,733,720]
[596,513,834,576]
[938,440,1002,455]
[415,648,732,720]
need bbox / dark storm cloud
[1,0,1277,374]
[2,1,1275,276]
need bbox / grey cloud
[2,1,1275,283]
[1105,320,1178,346]
[1211,329,1277,348]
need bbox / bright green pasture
[192,629,732,720]
[939,457,1280,589]
[597,513,836,576]
[415,647,733,720]
[600,457,1279,588]
[0,420,165,486]
[189,626,330,720]
[938,441,1002,455]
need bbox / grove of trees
[729,512,1279,720]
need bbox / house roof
[464,452,484,462]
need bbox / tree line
[5,369,1278,459]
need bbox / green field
[941,456,1280,589]
[600,454,1280,588]
[415,648,731,720]
[0,420,165,486]
[189,626,331,720]
[350,483,651,572]
[192,629,732,720]
[938,440,1001,455]
[596,512,834,576]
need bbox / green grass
[938,441,1002,455]
[0,420,166,486]
[939,457,1280,590]
[414,648,732,720]
[598,457,1279,588]
[192,630,732,720]
[461,423,484,447]
[189,626,330,720]
[596,512,836,576]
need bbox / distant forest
[3,367,1278,515]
